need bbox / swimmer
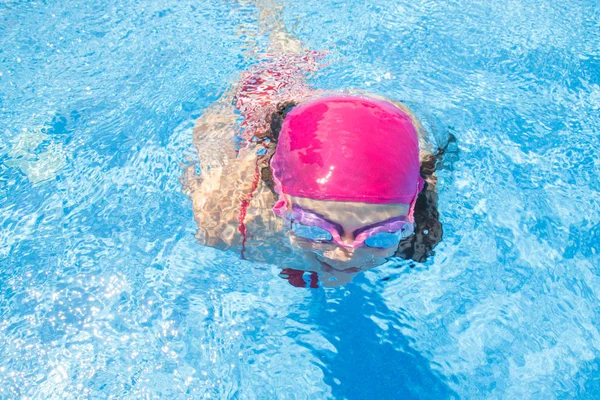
[183,0,449,287]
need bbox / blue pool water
[1,0,599,398]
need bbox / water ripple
[1,0,599,398]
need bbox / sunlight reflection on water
[1,0,599,398]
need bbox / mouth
[315,255,361,273]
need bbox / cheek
[378,247,397,258]
[288,235,337,252]
[288,235,396,268]
[319,248,395,269]
[354,247,396,261]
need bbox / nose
[335,232,358,248]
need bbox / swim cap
[271,95,424,205]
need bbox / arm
[183,86,256,247]
[184,147,271,248]
[184,86,280,249]
[186,1,317,249]
[192,85,239,172]
[254,0,305,53]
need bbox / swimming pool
[1,0,599,398]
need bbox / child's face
[284,195,411,271]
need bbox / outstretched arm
[191,85,239,172]
[254,0,305,53]
[183,85,251,247]
[187,1,318,249]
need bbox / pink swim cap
[271,95,424,205]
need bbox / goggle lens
[364,232,401,249]
[290,217,412,248]
[291,223,333,242]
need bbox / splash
[4,128,67,184]
[234,50,324,142]
[233,51,325,251]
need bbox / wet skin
[281,195,410,272]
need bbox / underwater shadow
[309,282,457,400]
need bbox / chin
[315,254,386,272]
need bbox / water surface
[1,0,599,398]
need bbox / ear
[283,193,293,209]
[273,194,293,216]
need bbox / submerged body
[183,1,446,286]
[184,85,444,286]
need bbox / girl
[183,0,449,287]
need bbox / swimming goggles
[283,205,414,249]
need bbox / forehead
[289,196,409,229]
